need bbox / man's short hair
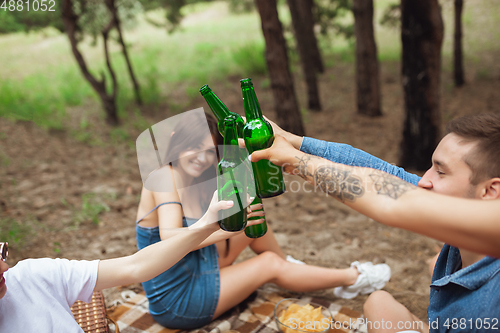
[446,113,500,185]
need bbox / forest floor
[2,53,500,322]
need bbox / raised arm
[95,195,233,291]
[153,189,264,250]
[250,135,500,258]
[264,116,420,185]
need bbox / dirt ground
[1,56,499,322]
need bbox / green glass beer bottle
[241,78,285,198]
[217,115,248,232]
[245,196,267,238]
[199,84,245,138]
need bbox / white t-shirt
[0,258,99,333]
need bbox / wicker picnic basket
[71,291,119,333]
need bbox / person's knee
[364,290,394,316]
[258,251,285,274]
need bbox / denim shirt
[300,137,421,185]
[300,137,500,332]
[428,245,500,332]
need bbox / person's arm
[250,136,500,258]
[154,190,264,250]
[95,195,233,291]
[264,116,420,185]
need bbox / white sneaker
[333,261,391,299]
[286,255,306,265]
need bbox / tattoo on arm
[369,170,416,199]
[295,155,314,180]
[292,156,415,201]
[314,166,365,202]
[293,155,365,202]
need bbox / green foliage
[379,2,400,29]
[142,65,161,106]
[140,0,215,33]
[314,0,354,40]
[73,0,143,42]
[231,41,267,76]
[0,11,25,33]
[57,68,95,106]
[0,2,63,34]
[0,76,66,129]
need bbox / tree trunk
[61,0,119,126]
[287,0,321,111]
[105,0,143,105]
[454,0,465,87]
[102,19,119,125]
[399,0,443,171]
[353,0,382,117]
[306,0,324,73]
[254,0,305,136]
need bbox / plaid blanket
[107,286,368,333]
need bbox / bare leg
[363,291,429,333]
[216,232,252,268]
[217,225,286,268]
[248,227,285,258]
[213,251,358,318]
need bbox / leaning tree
[62,0,145,125]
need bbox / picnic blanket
[107,286,368,333]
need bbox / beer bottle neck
[222,121,240,161]
[223,123,238,146]
[201,89,230,124]
[241,85,263,120]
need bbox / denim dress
[136,202,220,329]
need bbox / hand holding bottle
[188,191,234,231]
[262,116,303,150]
[249,135,303,176]
[239,115,303,155]
[247,200,265,220]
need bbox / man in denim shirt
[262,113,500,333]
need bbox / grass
[61,192,113,227]
[0,217,32,246]
[0,0,499,131]
[75,192,111,226]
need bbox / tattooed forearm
[369,170,416,199]
[314,166,365,202]
[294,155,314,180]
